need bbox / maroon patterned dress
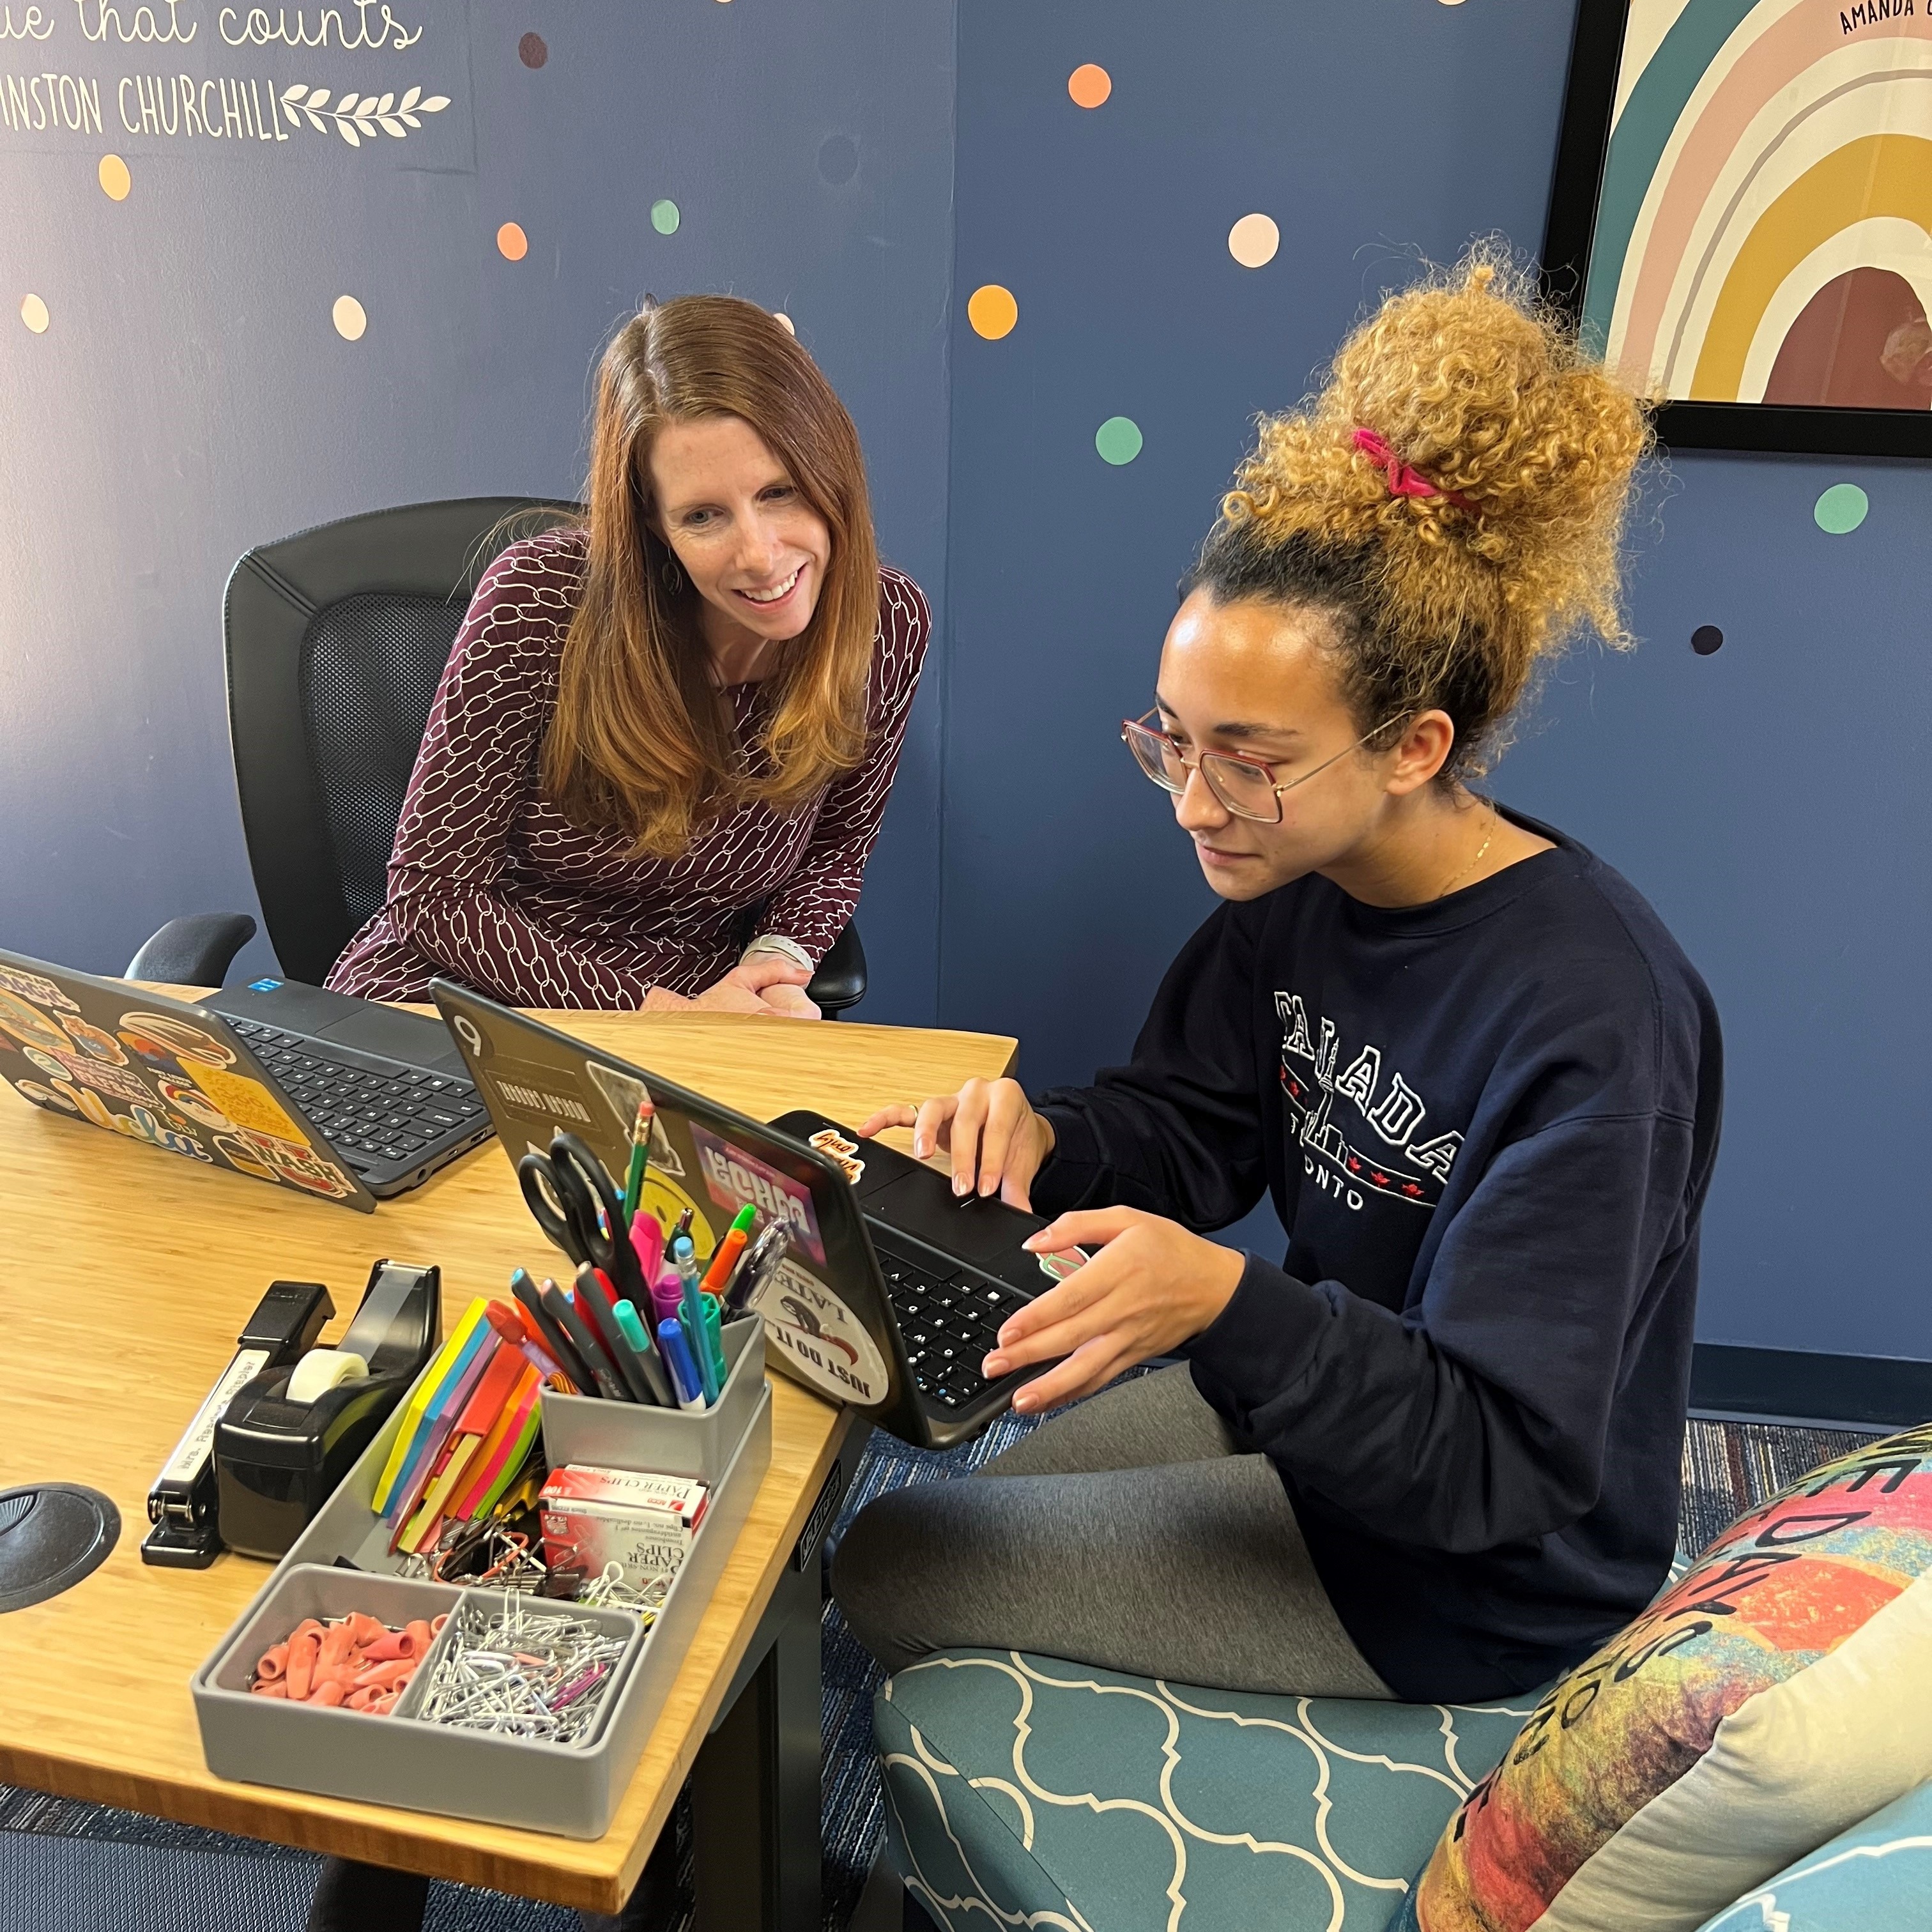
[326,530,929,1008]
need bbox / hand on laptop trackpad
[863,1166,1045,1264]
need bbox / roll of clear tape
[286,1348,369,1404]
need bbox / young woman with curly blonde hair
[836,258,1723,1705]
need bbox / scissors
[517,1133,646,1303]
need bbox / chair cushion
[1693,1779,1932,1931]
[877,1650,1535,1931]
[1406,1423,1932,1932]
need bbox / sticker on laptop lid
[0,965,79,1012]
[184,1066,307,1144]
[0,990,70,1054]
[691,1124,825,1264]
[56,1013,128,1064]
[807,1128,866,1186]
[43,1050,157,1105]
[749,1258,890,1407]
[118,1012,234,1070]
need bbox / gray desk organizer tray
[192,1315,774,1838]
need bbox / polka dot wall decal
[332,294,367,341]
[518,31,546,67]
[496,222,528,261]
[1227,212,1278,268]
[967,284,1018,340]
[1691,625,1724,656]
[1068,63,1112,108]
[20,293,50,334]
[98,154,131,201]
[650,199,680,235]
[1095,416,1142,465]
[774,312,795,334]
[1814,483,1868,533]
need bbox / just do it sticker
[749,1259,890,1407]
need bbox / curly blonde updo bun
[1190,249,1652,778]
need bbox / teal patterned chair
[874,1650,1539,1931]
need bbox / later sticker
[750,1259,891,1407]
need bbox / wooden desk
[0,1007,1015,1917]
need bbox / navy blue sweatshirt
[1032,811,1722,1703]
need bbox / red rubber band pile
[249,1610,448,1715]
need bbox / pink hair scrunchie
[1352,428,1477,515]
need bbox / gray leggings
[831,1365,1391,1698]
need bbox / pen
[670,1234,719,1404]
[512,1269,601,1394]
[700,1204,758,1297]
[673,1207,693,1241]
[542,1278,628,1401]
[613,1299,654,1361]
[724,1221,792,1315]
[657,1317,707,1413]
[622,1100,652,1223]
[574,1262,663,1406]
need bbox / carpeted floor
[0,1409,1886,1932]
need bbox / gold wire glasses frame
[1120,710,1408,824]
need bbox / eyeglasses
[1119,710,1406,824]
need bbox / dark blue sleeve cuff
[1180,1252,1332,1416]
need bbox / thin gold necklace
[1436,809,1496,900]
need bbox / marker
[484,1300,563,1382]
[657,1317,707,1413]
[574,1263,661,1406]
[701,1205,758,1298]
[613,1300,654,1359]
[512,1269,599,1395]
[670,1234,719,1404]
[651,1265,684,1333]
[700,1292,727,1392]
[542,1278,627,1401]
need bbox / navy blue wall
[1,0,954,1022]
[939,1,1932,1359]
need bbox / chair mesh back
[300,592,466,937]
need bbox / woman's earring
[659,556,685,597]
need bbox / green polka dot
[650,198,680,236]
[1814,483,1868,533]
[1095,416,1142,465]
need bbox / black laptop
[0,949,493,1206]
[432,979,1082,1448]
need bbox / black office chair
[128,496,868,1014]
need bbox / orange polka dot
[98,154,131,201]
[967,284,1018,341]
[496,222,528,261]
[1068,63,1112,109]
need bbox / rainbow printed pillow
[1405,1422,1932,1932]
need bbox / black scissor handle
[518,1151,593,1266]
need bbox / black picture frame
[1542,0,1932,458]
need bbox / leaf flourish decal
[279,82,450,145]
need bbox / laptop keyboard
[226,1019,486,1172]
[869,1225,1034,1414]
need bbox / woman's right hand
[643,954,817,1017]
[857,1078,1055,1211]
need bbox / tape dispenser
[214,1259,441,1560]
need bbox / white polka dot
[1228,213,1280,269]
[332,294,367,341]
[774,311,795,335]
[20,293,50,334]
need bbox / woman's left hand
[983,1208,1246,1413]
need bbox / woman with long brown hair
[327,293,928,1018]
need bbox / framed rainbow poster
[1545,0,1932,455]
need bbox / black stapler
[214,1259,441,1560]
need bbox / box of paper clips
[190,1319,771,1837]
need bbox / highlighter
[657,1317,707,1413]
[630,1209,664,1289]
